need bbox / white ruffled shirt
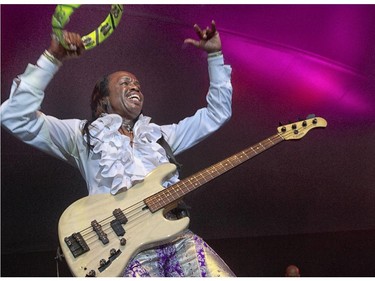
[1,54,232,195]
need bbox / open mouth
[128,94,141,102]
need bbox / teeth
[128,94,140,101]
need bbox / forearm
[162,54,233,155]
[1,54,60,138]
[207,53,233,123]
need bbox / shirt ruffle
[83,114,179,194]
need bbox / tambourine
[52,4,123,50]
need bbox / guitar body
[58,163,189,277]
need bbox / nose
[129,82,139,91]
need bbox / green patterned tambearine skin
[52,4,123,50]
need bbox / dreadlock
[83,75,110,152]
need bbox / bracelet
[43,50,62,66]
[208,50,222,58]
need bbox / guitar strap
[157,135,190,219]
[157,135,183,172]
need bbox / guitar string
[68,123,312,246]
[75,132,286,242]
[79,200,147,238]
[75,134,283,243]
[83,205,152,246]
[147,133,284,211]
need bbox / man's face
[107,71,144,120]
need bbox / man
[1,20,234,276]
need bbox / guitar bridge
[64,232,90,258]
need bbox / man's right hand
[184,20,222,54]
[47,30,85,62]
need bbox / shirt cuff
[208,53,224,65]
[19,54,61,91]
[208,54,231,83]
[36,54,61,75]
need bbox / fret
[232,155,242,165]
[204,169,213,179]
[185,178,195,190]
[221,161,231,169]
[212,163,224,174]
[167,189,178,201]
[174,185,181,194]
[239,151,248,160]
[258,142,266,150]
[200,172,208,182]
[210,165,219,176]
[212,164,221,176]
[183,179,195,191]
[163,189,171,199]
[218,162,227,172]
[250,146,258,154]
[193,176,199,186]
[265,138,275,147]
[242,150,249,158]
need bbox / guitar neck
[145,133,284,212]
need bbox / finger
[205,28,214,40]
[75,47,84,57]
[72,33,84,50]
[193,24,204,39]
[211,20,217,34]
[63,31,83,51]
[184,38,200,48]
[63,31,75,50]
[67,49,80,58]
[203,26,210,39]
[205,21,218,40]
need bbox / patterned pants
[123,229,235,277]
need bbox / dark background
[1,4,375,277]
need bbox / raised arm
[162,21,232,154]
[0,32,85,162]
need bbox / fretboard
[144,133,284,212]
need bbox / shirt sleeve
[161,54,233,155]
[0,54,82,165]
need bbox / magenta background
[1,4,375,276]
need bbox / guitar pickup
[113,208,128,224]
[91,220,109,245]
[110,219,125,236]
[64,232,90,258]
[110,208,127,237]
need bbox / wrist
[208,50,222,58]
[43,49,62,66]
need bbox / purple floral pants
[123,229,235,277]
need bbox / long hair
[90,75,110,120]
[83,75,110,152]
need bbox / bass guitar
[58,115,327,277]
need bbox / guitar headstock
[278,115,327,140]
